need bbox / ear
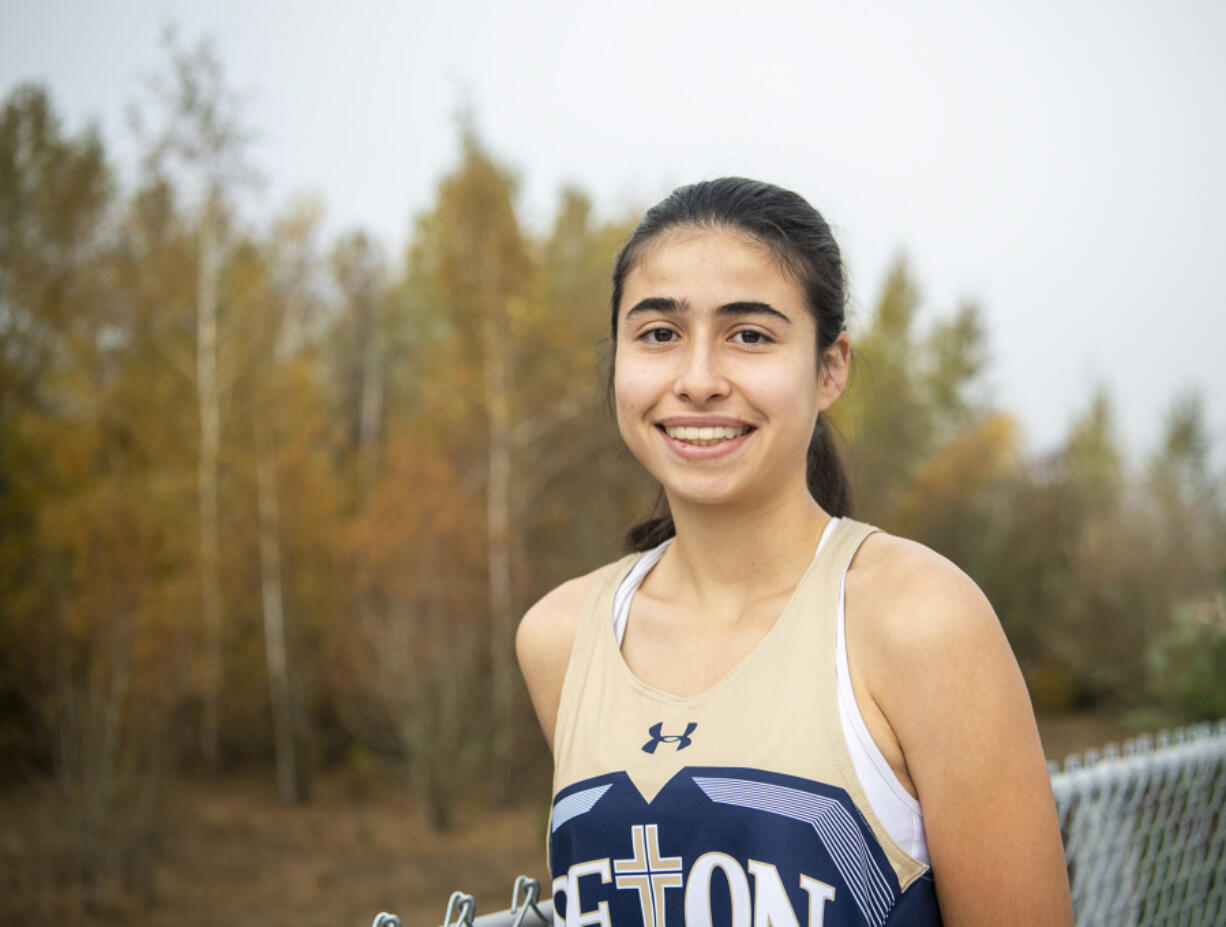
[818,332,850,411]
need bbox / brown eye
[733,329,772,345]
[644,327,676,343]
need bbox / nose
[673,341,730,404]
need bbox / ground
[1,765,554,927]
[0,713,1132,927]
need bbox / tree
[1148,390,1220,517]
[328,229,389,492]
[1063,385,1122,517]
[832,258,929,522]
[0,84,112,628]
[516,188,641,588]
[414,129,534,797]
[235,216,322,803]
[134,31,258,766]
[333,433,488,829]
[830,258,994,530]
[1134,390,1226,722]
[922,300,990,443]
[892,412,1019,566]
[0,82,192,905]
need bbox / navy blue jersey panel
[550,766,941,926]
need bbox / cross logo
[641,721,697,754]
[614,824,683,927]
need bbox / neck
[660,482,831,607]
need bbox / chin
[659,477,753,510]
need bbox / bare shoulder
[516,564,611,751]
[846,530,1000,659]
[847,531,1073,923]
[843,529,1020,757]
[517,566,607,672]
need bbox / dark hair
[610,177,854,552]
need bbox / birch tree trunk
[483,288,515,800]
[256,425,304,804]
[357,303,384,493]
[197,197,223,768]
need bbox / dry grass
[0,712,1128,926]
[1036,711,1135,766]
[0,765,551,927]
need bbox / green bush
[1147,577,1226,723]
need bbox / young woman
[517,179,1072,926]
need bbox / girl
[517,178,1072,926]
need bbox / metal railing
[372,875,552,927]
[376,720,1226,927]
[1050,720,1226,926]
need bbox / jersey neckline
[605,517,842,705]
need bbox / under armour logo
[642,722,697,754]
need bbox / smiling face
[614,225,845,511]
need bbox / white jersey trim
[611,536,671,647]
[836,572,930,864]
[611,519,929,865]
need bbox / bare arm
[849,537,1073,925]
[515,571,601,752]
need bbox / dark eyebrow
[716,301,792,324]
[624,296,687,318]
[623,297,792,325]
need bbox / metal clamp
[508,875,548,926]
[443,890,477,927]
[371,915,401,927]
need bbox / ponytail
[805,415,853,518]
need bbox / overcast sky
[3,0,1224,460]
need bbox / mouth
[659,424,754,447]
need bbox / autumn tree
[516,187,642,594]
[831,257,995,530]
[220,208,331,802]
[323,163,499,826]
[1139,391,1226,722]
[410,129,534,795]
[0,82,194,906]
[333,433,488,829]
[329,229,389,492]
[134,32,258,766]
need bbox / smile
[660,424,753,446]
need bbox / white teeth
[663,425,750,446]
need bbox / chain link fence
[378,721,1226,926]
[1051,720,1226,926]
[371,875,553,927]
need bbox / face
[614,226,847,510]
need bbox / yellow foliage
[891,413,1019,535]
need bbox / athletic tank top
[612,519,929,866]
[549,518,942,926]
